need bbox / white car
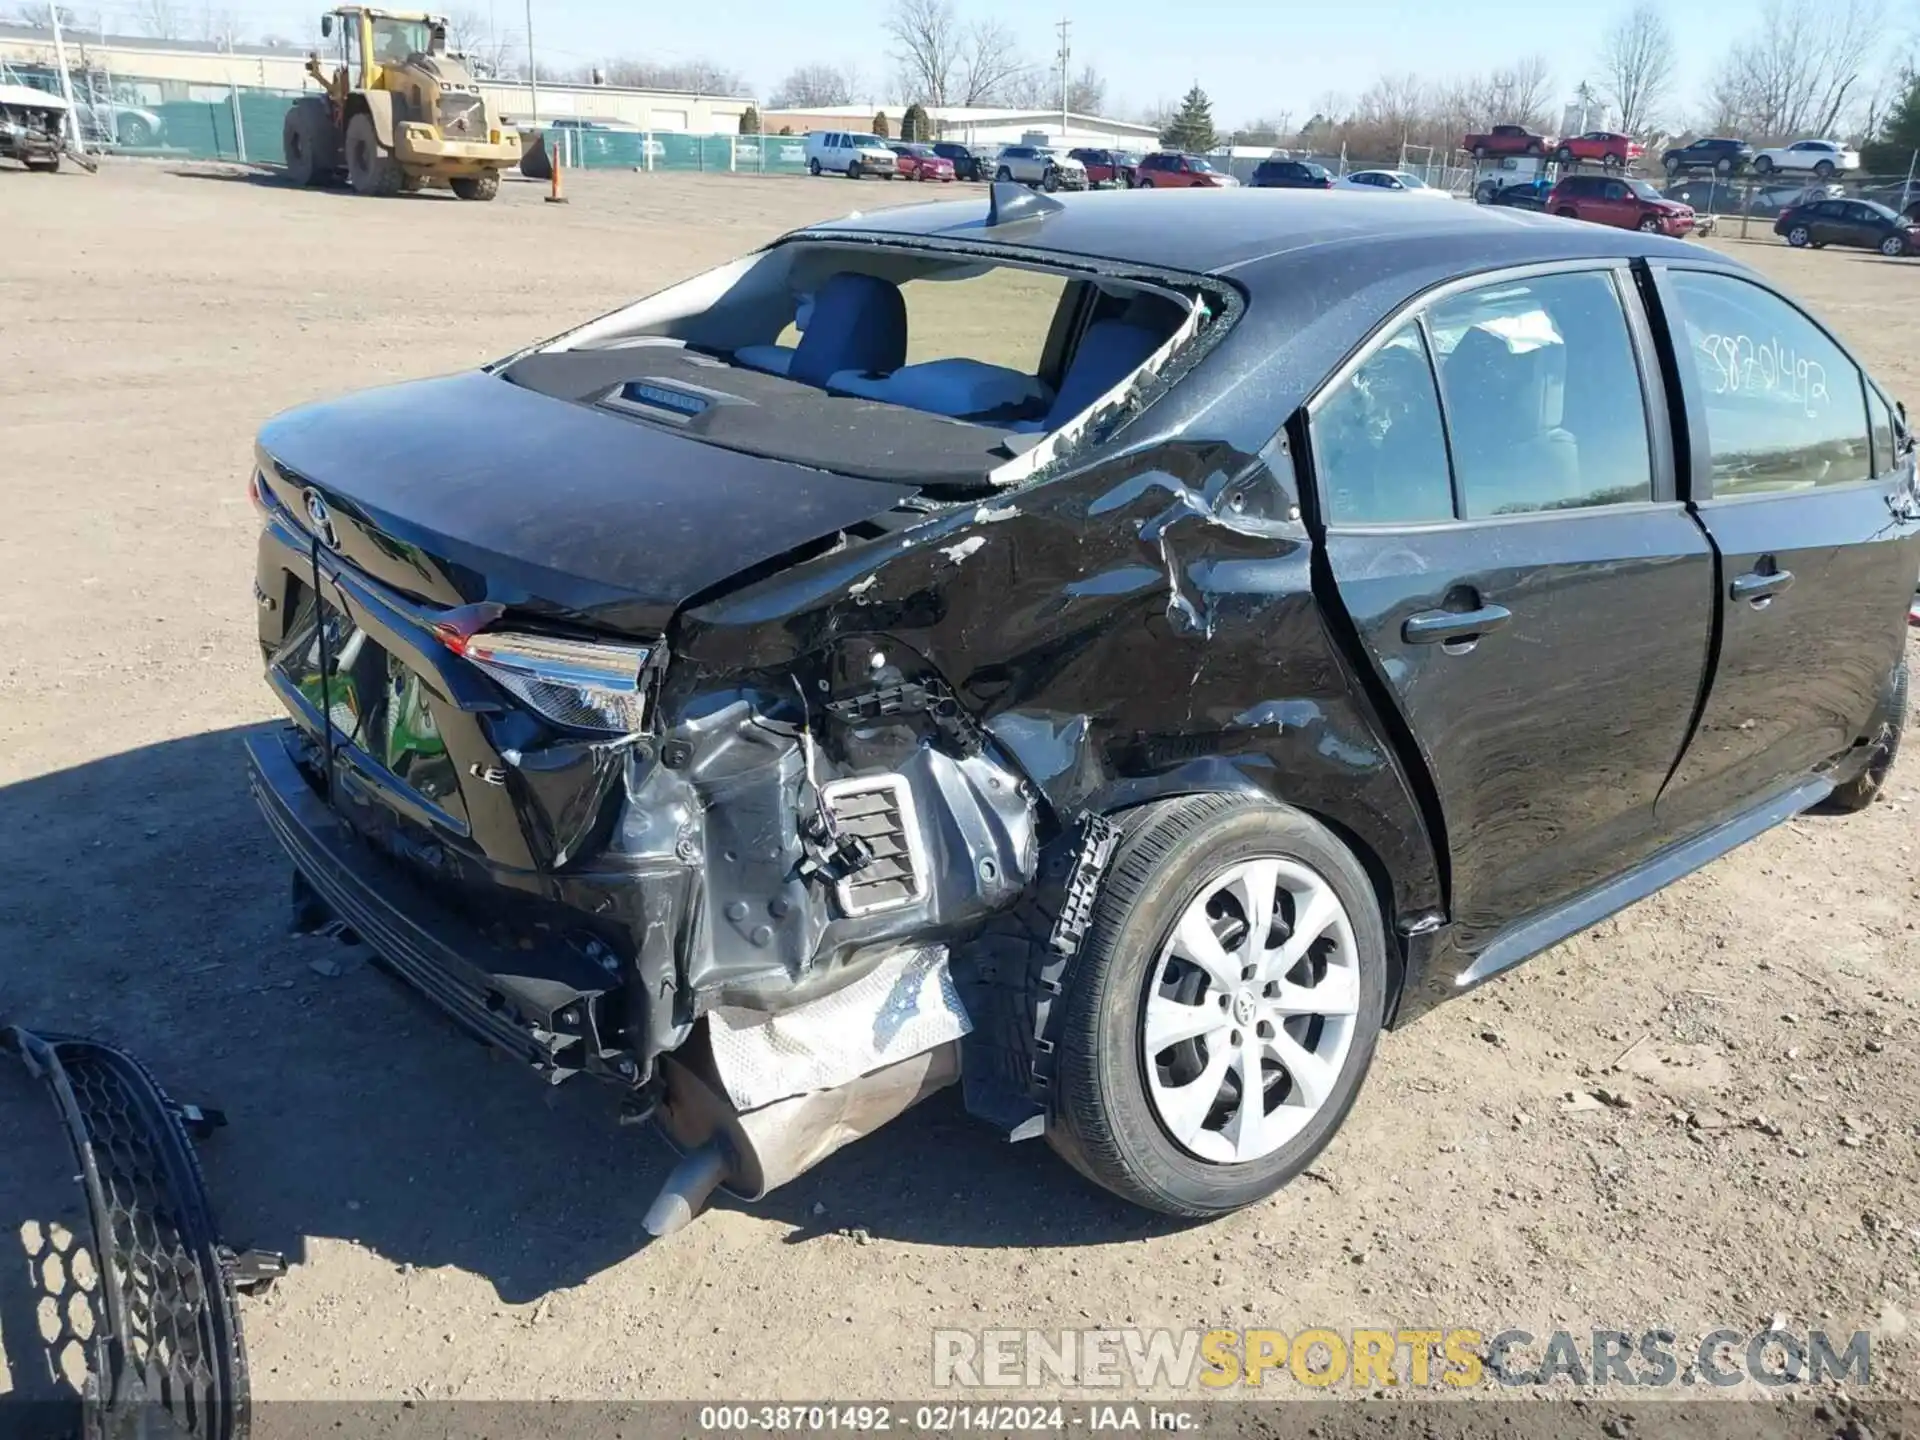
[805,130,900,179]
[992,144,1088,190]
[1341,169,1454,198]
[1750,139,1861,178]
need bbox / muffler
[644,1037,961,1236]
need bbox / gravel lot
[1,162,1916,1413]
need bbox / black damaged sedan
[247,185,1917,1224]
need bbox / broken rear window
[500,240,1213,489]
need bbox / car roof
[797,187,1705,276]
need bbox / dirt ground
[1,162,1917,1413]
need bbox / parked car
[0,80,67,170]
[1481,177,1552,210]
[888,142,955,182]
[805,130,899,179]
[993,144,1087,190]
[1663,178,1739,213]
[1751,139,1860,177]
[1342,169,1452,198]
[1069,147,1138,188]
[1463,123,1549,158]
[929,140,984,182]
[1662,136,1753,176]
[1251,157,1333,189]
[1776,197,1920,256]
[1134,151,1237,187]
[7,64,163,147]
[243,187,1918,1226]
[542,115,645,163]
[1553,131,1644,167]
[1548,173,1696,234]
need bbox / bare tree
[955,16,1028,104]
[1068,64,1106,116]
[770,62,861,108]
[1600,3,1674,133]
[131,0,180,38]
[9,3,89,28]
[886,0,959,105]
[1707,0,1883,140]
[444,10,517,76]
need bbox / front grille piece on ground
[4,1027,268,1440]
[819,774,927,917]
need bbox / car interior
[502,242,1200,485]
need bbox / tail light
[435,625,651,735]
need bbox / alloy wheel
[1788,226,1810,247]
[1141,857,1359,1164]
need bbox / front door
[1650,265,1920,833]
[1312,264,1716,955]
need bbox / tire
[1881,234,1909,257]
[1555,146,1574,164]
[808,157,821,176]
[1814,159,1835,177]
[345,112,402,196]
[1825,662,1907,812]
[1138,177,1154,188]
[1041,168,1059,192]
[1472,145,1487,160]
[1556,207,1579,219]
[116,113,155,147]
[282,100,329,186]
[1664,156,1682,176]
[1786,225,1811,247]
[1720,156,1740,175]
[1044,794,1388,1218]
[450,171,498,201]
[1604,151,1624,169]
[995,165,1012,182]
[1638,215,1664,232]
[846,161,861,179]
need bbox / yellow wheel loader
[283,6,519,199]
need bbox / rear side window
[1312,323,1454,525]
[1427,271,1653,517]
[1663,270,1872,495]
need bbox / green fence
[41,69,813,174]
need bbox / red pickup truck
[1463,124,1549,158]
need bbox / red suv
[1553,131,1645,167]
[1134,152,1235,188]
[1548,173,1695,235]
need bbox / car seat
[1016,292,1189,432]
[737,272,908,389]
[1443,326,1579,516]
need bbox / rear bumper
[245,724,652,1086]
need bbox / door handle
[1730,568,1794,604]
[1402,603,1512,645]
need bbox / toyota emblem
[303,488,339,549]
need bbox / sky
[77,0,1777,127]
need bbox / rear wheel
[1813,159,1835,177]
[345,112,402,196]
[1041,168,1059,192]
[282,100,330,186]
[846,161,861,179]
[116,113,155,147]
[450,171,498,201]
[1556,207,1579,218]
[1555,146,1574,164]
[1786,224,1811,247]
[807,157,821,175]
[1137,177,1154,188]
[1472,145,1487,159]
[1664,156,1683,176]
[1604,151,1624,168]
[1825,663,1907,812]
[1045,795,1388,1218]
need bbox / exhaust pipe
[644,1038,961,1236]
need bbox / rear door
[1312,263,1716,955]
[1649,264,1920,834]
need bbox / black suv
[929,141,982,182]
[246,188,1917,1228]
[1251,158,1333,189]
[1662,136,1753,176]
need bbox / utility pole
[48,3,84,155]
[524,0,539,124]
[1054,16,1069,142]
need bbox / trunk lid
[257,370,918,636]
